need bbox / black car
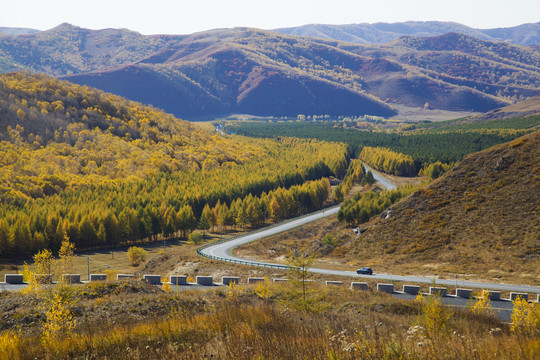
[356,267,373,275]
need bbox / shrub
[0,330,21,359]
[188,231,204,245]
[470,289,495,317]
[415,293,452,338]
[511,296,540,335]
[127,246,146,266]
[104,268,118,281]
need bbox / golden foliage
[127,246,146,266]
[511,296,540,335]
[415,293,452,338]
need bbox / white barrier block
[377,283,394,293]
[196,276,213,286]
[273,278,289,282]
[62,274,81,284]
[90,274,107,281]
[456,288,472,298]
[4,274,24,284]
[222,277,239,286]
[34,274,52,284]
[117,274,134,280]
[170,275,188,285]
[510,292,528,301]
[429,287,447,296]
[351,282,368,290]
[248,277,265,284]
[403,285,420,295]
[143,275,161,285]
[326,281,343,286]
[485,291,500,301]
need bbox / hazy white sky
[2,0,539,35]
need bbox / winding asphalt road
[200,167,540,295]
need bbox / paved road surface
[363,164,397,190]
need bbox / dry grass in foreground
[1,280,539,360]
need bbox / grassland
[1,279,539,359]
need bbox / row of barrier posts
[2,274,537,302]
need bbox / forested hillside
[0,73,348,259]
[1,24,540,118]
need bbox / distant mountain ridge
[1,23,539,119]
[0,27,39,36]
[276,21,540,46]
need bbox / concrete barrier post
[117,274,135,280]
[456,288,472,298]
[248,277,265,284]
[429,287,447,296]
[62,274,81,284]
[222,276,239,286]
[484,291,500,301]
[196,276,213,286]
[510,292,528,301]
[377,283,394,293]
[326,281,342,286]
[273,278,289,282]
[537,294,540,303]
[170,275,188,285]
[351,282,368,290]
[34,274,52,284]
[143,275,161,285]
[403,285,420,295]
[4,274,24,284]
[90,274,107,281]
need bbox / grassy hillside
[2,25,540,118]
[238,131,540,284]
[496,95,540,114]
[2,279,536,359]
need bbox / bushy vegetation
[359,146,416,176]
[418,161,454,179]
[337,187,415,226]
[127,247,146,266]
[333,159,368,203]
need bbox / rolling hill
[1,24,540,119]
[276,21,540,46]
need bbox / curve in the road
[198,171,540,294]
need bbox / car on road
[356,267,373,275]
